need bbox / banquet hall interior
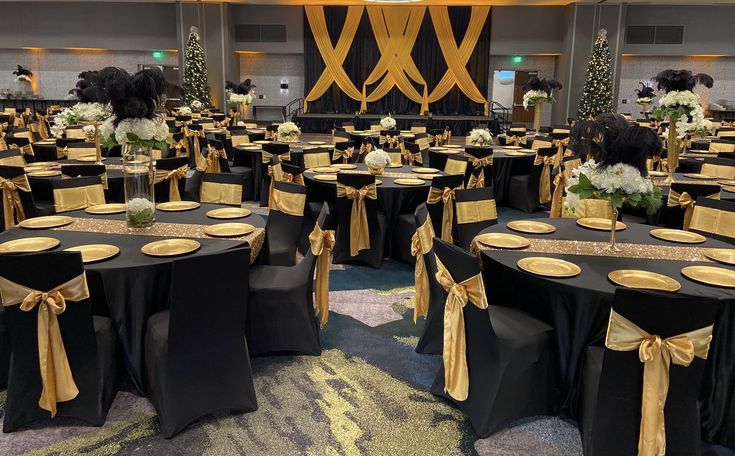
[2,0,735,454]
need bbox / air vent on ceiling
[626,25,684,45]
[235,24,287,43]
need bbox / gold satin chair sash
[383,135,400,149]
[269,187,306,217]
[532,140,553,151]
[64,128,86,139]
[455,199,497,224]
[153,166,187,202]
[0,273,91,416]
[185,128,206,170]
[172,137,189,157]
[444,158,467,176]
[303,152,332,169]
[8,142,33,158]
[53,184,105,213]
[605,309,713,456]
[701,163,735,180]
[552,137,569,161]
[434,257,488,401]
[332,146,354,164]
[534,154,556,204]
[550,172,566,218]
[563,198,614,219]
[261,149,291,165]
[466,155,493,189]
[0,152,25,167]
[402,148,422,166]
[689,206,735,240]
[205,146,226,173]
[36,114,50,139]
[427,186,456,242]
[359,142,373,157]
[710,142,735,153]
[433,134,444,146]
[66,147,96,161]
[667,190,719,231]
[309,224,335,327]
[200,181,242,205]
[230,135,251,147]
[505,135,527,147]
[336,182,377,256]
[1,174,31,227]
[411,218,435,322]
[282,172,304,186]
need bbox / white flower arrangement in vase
[229,93,253,105]
[522,90,553,109]
[277,121,301,142]
[675,105,712,139]
[15,74,31,83]
[83,124,97,140]
[380,115,397,130]
[190,100,203,111]
[177,106,192,116]
[100,116,171,150]
[468,128,493,146]
[365,149,391,175]
[635,97,653,105]
[126,197,156,230]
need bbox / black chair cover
[414,203,445,355]
[153,157,189,203]
[426,174,464,242]
[266,180,307,266]
[0,165,38,231]
[454,186,498,251]
[663,182,721,230]
[506,146,556,213]
[260,142,290,206]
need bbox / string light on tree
[182,26,211,107]
[577,29,613,119]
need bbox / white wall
[238,53,304,108]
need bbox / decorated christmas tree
[182,27,210,107]
[577,29,613,119]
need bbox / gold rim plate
[507,220,556,234]
[683,173,714,179]
[156,201,201,211]
[577,218,627,231]
[648,171,668,177]
[65,244,120,263]
[314,174,338,181]
[204,223,255,237]
[32,161,60,167]
[375,179,383,185]
[24,166,49,173]
[476,233,530,249]
[333,164,357,170]
[416,174,440,180]
[430,147,447,151]
[0,237,60,253]
[394,178,425,186]
[412,167,440,174]
[704,249,735,266]
[681,266,735,288]
[504,145,523,150]
[86,203,126,215]
[517,256,581,278]
[387,163,403,168]
[718,180,735,186]
[28,170,61,177]
[309,141,326,145]
[504,151,529,156]
[444,145,461,149]
[19,215,73,229]
[254,140,270,144]
[313,167,340,173]
[141,239,201,257]
[608,269,681,291]
[206,207,252,219]
[650,228,706,244]
[74,156,104,162]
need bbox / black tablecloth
[477,218,735,445]
[0,204,265,393]
[27,157,125,203]
[294,113,501,136]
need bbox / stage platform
[293,113,502,136]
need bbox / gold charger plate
[28,170,61,177]
[24,166,49,173]
[718,180,735,186]
[86,203,127,215]
[333,164,357,170]
[32,161,61,167]
[507,220,556,234]
[517,256,581,278]
[723,186,735,193]
[312,167,340,173]
[681,266,735,288]
[314,174,338,182]
[254,140,270,144]
[65,244,120,263]
[204,222,255,238]
[308,141,326,145]
[683,173,714,180]
[504,151,530,156]
[74,156,104,162]
[650,228,706,244]
[19,215,73,229]
[444,144,461,149]
[504,145,523,150]
[704,249,735,266]
[416,174,440,180]
[577,218,627,231]
[429,147,447,151]
[476,233,530,249]
[648,171,668,177]
[608,269,681,292]
[206,207,252,219]
[141,239,201,257]
[375,179,383,185]
[412,167,440,174]
[0,237,60,253]
[387,163,403,168]
[156,201,200,212]
[394,178,425,186]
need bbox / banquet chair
[5,136,34,161]
[380,130,401,149]
[65,142,97,161]
[506,147,557,213]
[333,129,351,145]
[579,289,719,456]
[428,128,445,146]
[202,139,229,173]
[341,122,355,133]
[153,157,189,203]
[0,148,25,167]
[61,163,107,190]
[265,124,279,141]
[464,146,494,189]
[195,172,243,206]
[0,308,8,388]
[414,132,432,153]
[403,141,424,166]
[144,247,257,438]
[31,143,60,162]
[355,137,376,163]
[0,251,118,433]
[384,146,404,166]
[64,126,87,139]
[444,155,468,176]
[709,140,735,154]
[509,126,527,135]
[701,158,735,180]
[260,142,291,206]
[212,113,228,128]
[169,131,188,158]
[0,165,39,231]
[426,174,465,243]
[411,123,427,134]
[663,182,720,230]
[247,204,330,356]
[331,140,357,164]
[688,197,735,244]
[52,176,105,213]
[266,180,308,266]
[333,173,386,268]
[429,238,553,438]
[185,124,207,169]
[230,131,251,148]
[453,186,498,251]
[302,148,332,169]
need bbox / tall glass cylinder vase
[665,124,680,184]
[533,103,543,135]
[123,144,155,229]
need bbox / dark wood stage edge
[294,113,502,136]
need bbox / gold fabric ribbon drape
[550,173,566,218]
[8,142,34,157]
[455,199,497,224]
[205,146,226,173]
[1,174,31,228]
[689,206,735,240]
[172,137,189,158]
[269,187,306,217]
[309,223,335,328]
[434,257,488,401]
[433,133,444,146]
[153,166,187,202]
[303,6,365,112]
[336,182,377,256]
[668,190,695,231]
[185,128,206,170]
[427,186,456,242]
[53,184,105,213]
[36,113,50,139]
[604,309,713,456]
[282,172,304,186]
[534,154,556,204]
[0,273,91,416]
[359,141,374,157]
[411,218,435,322]
[383,135,400,149]
[261,149,291,164]
[332,146,354,163]
[552,137,570,160]
[466,155,493,189]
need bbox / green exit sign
[512,55,523,64]
[152,50,164,60]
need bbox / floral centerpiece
[365,149,391,175]
[13,65,32,92]
[566,159,662,252]
[177,106,192,116]
[98,66,171,229]
[277,121,301,142]
[677,112,713,140]
[190,100,202,112]
[634,82,655,120]
[226,78,255,122]
[380,115,397,130]
[521,76,562,134]
[468,128,493,146]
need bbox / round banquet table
[475,218,735,444]
[27,157,125,203]
[0,204,265,393]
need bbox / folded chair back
[404,141,424,166]
[204,139,230,173]
[65,142,96,161]
[52,176,105,212]
[0,148,25,167]
[31,143,59,162]
[0,165,36,230]
[267,181,308,265]
[689,197,735,243]
[199,172,243,205]
[454,186,498,250]
[153,157,189,203]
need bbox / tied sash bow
[0,174,31,228]
[550,172,566,218]
[172,138,188,158]
[205,146,226,173]
[411,218,434,322]
[427,187,456,242]
[605,310,713,456]
[667,190,695,231]
[506,135,527,147]
[534,154,556,204]
[434,257,488,401]
[552,137,569,159]
[153,166,188,202]
[433,134,444,146]
[384,135,399,149]
[0,274,91,416]
[359,142,373,157]
[332,146,354,163]
[403,148,423,166]
[336,182,377,256]
[467,155,493,189]
[282,172,304,185]
[309,224,335,327]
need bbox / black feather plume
[635,82,655,99]
[100,66,168,125]
[522,76,562,95]
[651,69,714,92]
[74,71,108,104]
[12,65,32,77]
[225,78,255,95]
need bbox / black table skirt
[295,113,501,136]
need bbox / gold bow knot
[427,187,456,242]
[403,148,422,166]
[411,218,435,322]
[385,135,399,148]
[605,309,712,456]
[332,146,354,163]
[435,257,488,401]
[552,137,569,159]
[1,174,30,227]
[467,156,492,189]
[550,172,566,218]
[433,134,444,146]
[309,224,336,327]
[154,166,187,202]
[337,183,377,256]
[359,142,373,156]
[506,135,527,147]
[534,154,556,204]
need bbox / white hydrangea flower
[379,116,396,130]
[82,125,96,136]
[114,118,170,144]
[277,121,301,137]
[99,116,116,141]
[191,100,203,109]
[178,106,192,115]
[468,128,492,146]
[229,93,253,105]
[365,149,392,168]
[522,90,552,109]
[127,197,154,215]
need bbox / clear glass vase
[123,144,155,229]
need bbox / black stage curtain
[303,6,490,116]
